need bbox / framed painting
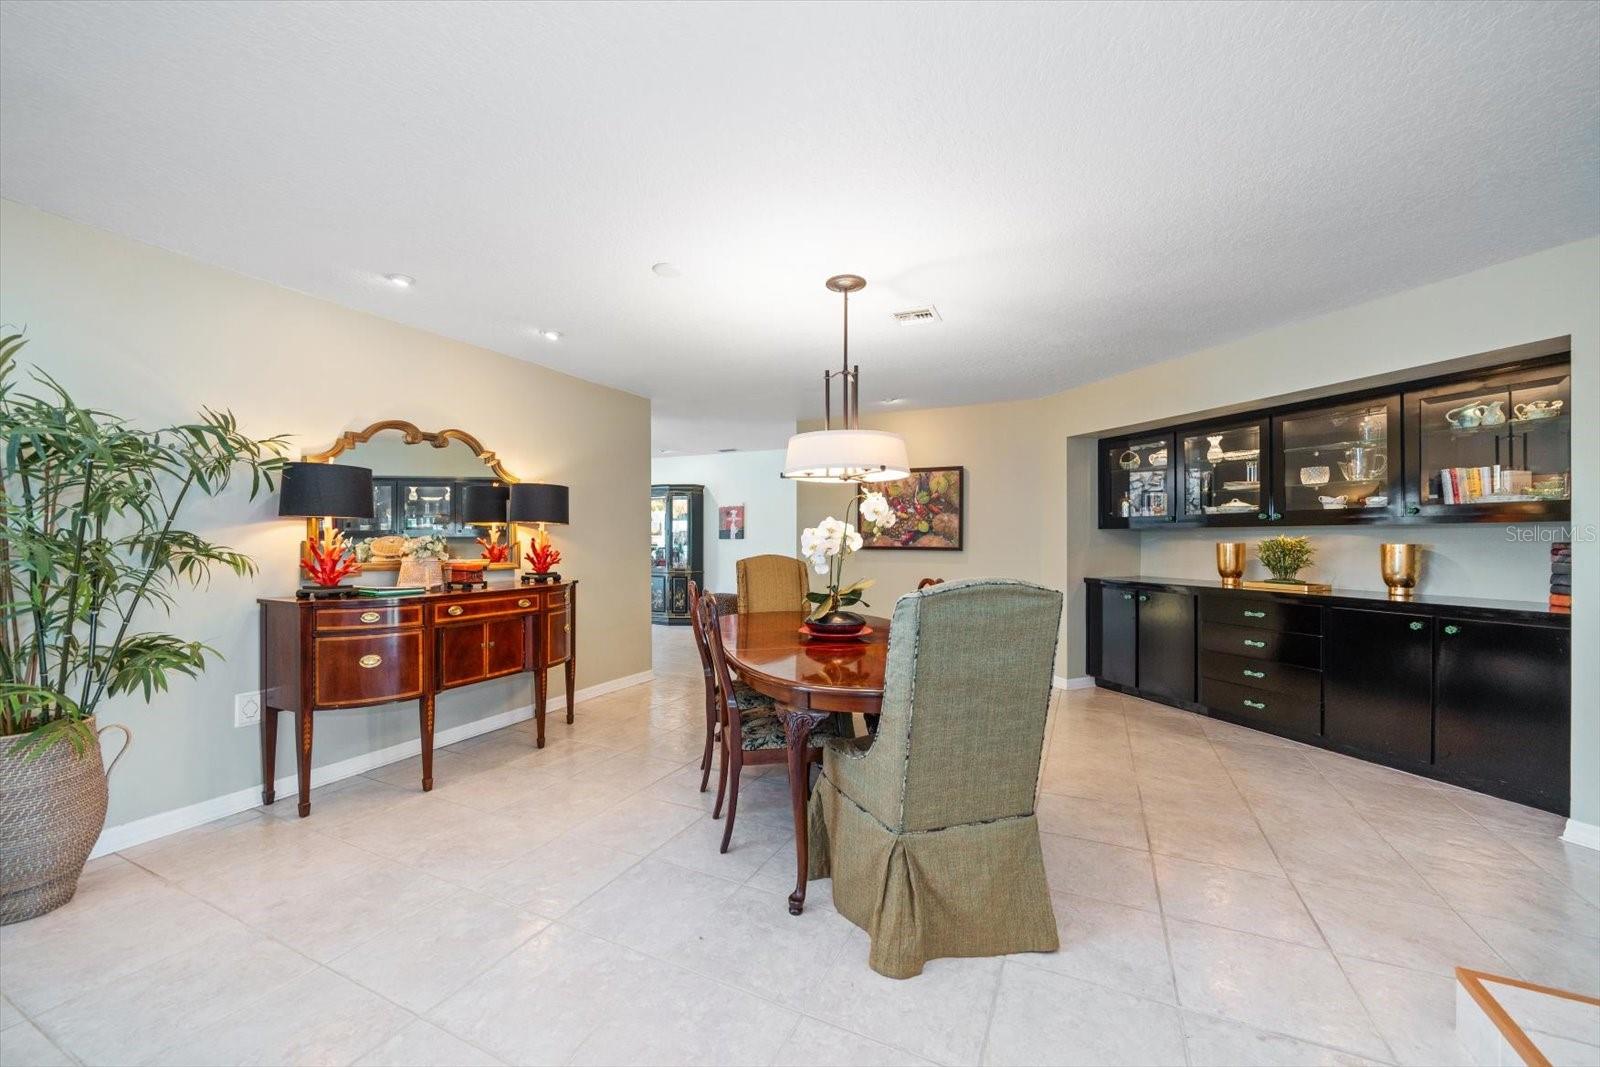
[862,466,964,550]
[718,504,745,540]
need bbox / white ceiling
[2,1,1596,455]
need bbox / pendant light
[781,274,911,483]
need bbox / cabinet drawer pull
[1409,621,1425,631]
[518,598,531,608]
[1243,610,1265,618]
[1444,624,1460,636]
[1242,698,1266,710]
[1242,669,1265,679]
[1243,638,1266,648]
[564,624,570,633]
[1122,593,1133,601]
[358,654,382,669]
[1137,594,1148,602]
[359,610,381,624]
[447,605,464,616]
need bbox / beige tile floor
[2,625,1596,1066]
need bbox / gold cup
[1216,542,1246,587]
[1380,543,1420,598]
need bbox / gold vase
[1380,543,1420,598]
[1216,542,1246,587]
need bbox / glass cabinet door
[400,480,454,535]
[1177,419,1268,524]
[670,494,691,568]
[1101,434,1174,527]
[336,479,397,537]
[1274,396,1400,523]
[650,496,667,568]
[1408,365,1570,518]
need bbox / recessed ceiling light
[540,329,562,342]
[651,262,681,278]
[384,273,415,288]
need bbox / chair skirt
[806,776,1059,979]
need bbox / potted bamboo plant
[0,334,286,922]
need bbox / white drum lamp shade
[781,429,911,483]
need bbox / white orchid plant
[800,489,896,621]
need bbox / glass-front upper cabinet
[649,495,668,568]
[1100,433,1175,528]
[1405,362,1571,521]
[1273,395,1401,524]
[1176,417,1270,525]
[399,480,454,535]
[670,495,692,568]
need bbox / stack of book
[1433,466,1532,504]
[1550,542,1571,612]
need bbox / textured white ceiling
[2,1,1596,454]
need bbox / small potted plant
[1256,535,1315,584]
[799,490,896,636]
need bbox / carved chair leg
[720,741,743,854]
[712,727,730,819]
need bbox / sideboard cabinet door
[1435,617,1570,813]
[1136,590,1194,703]
[1324,607,1432,765]
[1099,586,1138,689]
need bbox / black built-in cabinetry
[1085,577,1571,814]
[1099,352,1571,530]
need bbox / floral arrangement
[302,531,359,588]
[1257,535,1315,582]
[800,490,896,621]
[477,534,511,563]
[402,534,450,561]
[351,538,373,563]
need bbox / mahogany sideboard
[258,581,577,816]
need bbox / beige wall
[798,237,1598,827]
[0,200,653,831]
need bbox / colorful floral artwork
[862,466,964,550]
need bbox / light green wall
[0,200,654,831]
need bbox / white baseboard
[90,668,654,859]
[1561,818,1600,853]
[1052,675,1096,690]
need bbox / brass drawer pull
[358,653,383,669]
[1243,638,1265,648]
[1242,669,1265,679]
[518,598,531,608]
[1242,698,1266,710]
[564,624,570,633]
[360,610,381,624]
[1243,610,1265,618]
[447,605,464,616]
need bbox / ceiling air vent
[892,305,941,326]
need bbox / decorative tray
[798,625,875,642]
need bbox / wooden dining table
[716,609,889,914]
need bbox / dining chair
[805,577,1063,978]
[687,579,747,792]
[698,592,847,853]
[735,554,809,613]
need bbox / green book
[354,585,426,597]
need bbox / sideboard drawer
[1200,595,1322,636]
[1201,676,1321,737]
[1201,650,1321,703]
[544,588,569,609]
[433,595,537,624]
[316,604,422,632]
[1200,622,1322,669]
[314,632,424,707]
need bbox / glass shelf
[1277,398,1397,519]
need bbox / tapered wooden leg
[712,728,730,819]
[783,710,827,915]
[260,705,279,806]
[534,668,548,748]
[564,658,576,724]
[295,709,314,817]
[419,693,436,791]
[720,739,744,854]
[699,688,718,791]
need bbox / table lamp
[461,482,512,562]
[278,461,374,598]
[509,483,569,585]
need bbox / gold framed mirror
[305,419,521,572]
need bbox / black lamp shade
[278,462,374,519]
[461,483,510,524]
[508,483,569,525]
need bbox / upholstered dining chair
[686,580,741,790]
[806,577,1064,978]
[735,554,809,614]
[698,592,847,854]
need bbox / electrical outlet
[233,690,262,728]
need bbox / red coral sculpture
[528,537,563,574]
[477,536,511,563]
[302,539,358,587]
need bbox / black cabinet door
[1436,617,1570,814]
[1137,590,1195,703]
[1325,608,1433,765]
[1099,586,1138,688]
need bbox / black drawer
[1200,621,1322,669]
[1200,650,1322,702]
[1200,594,1322,635]
[1201,676,1321,737]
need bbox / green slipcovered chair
[806,577,1064,978]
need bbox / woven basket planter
[0,719,130,924]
